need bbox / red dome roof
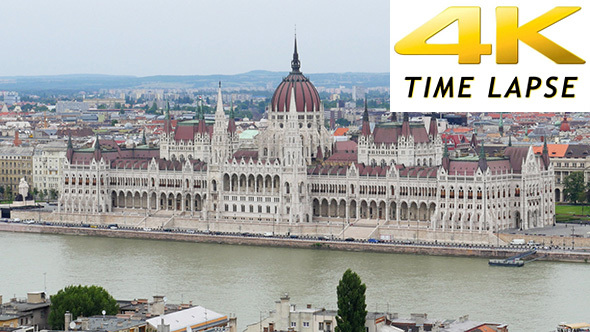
[270,38,321,113]
[560,116,570,132]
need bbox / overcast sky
[0,0,389,77]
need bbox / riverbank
[2,222,589,263]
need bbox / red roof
[372,126,430,144]
[271,72,320,113]
[334,128,349,136]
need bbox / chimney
[269,323,274,332]
[151,296,165,316]
[65,312,72,331]
[264,328,269,332]
[306,304,312,309]
[228,316,238,332]
[81,318,89,330]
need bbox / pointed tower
[282,86,307,223]
[291,34,301,74]
[541,137,550,170]
[361,99,371,136]
[93,133,102,162]
[389,112,397,122]
[164,106,173,135]
[211,82,229,165]
[498,112,504,136]
[477,143,487,172]
[66,131,74,162]
[401,112,410,137]
[508,135,512,147]
[442,143,450,171]
[428,113,438,138]
[141,130,147,145]
[227,95,236,134]
[471,129,478,150]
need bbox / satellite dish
[102,310,106,315]
[69,322,76,330]
[163,297,167,303]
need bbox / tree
[335,269,367,332]
[49,188,58,201]
[49,285,119,329]
[5,186,13,201]
[336,118,351,127]
[563,172,586,204]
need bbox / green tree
[336,118,351,127]
[49,188,58,201]
[0,186,4,200]
[335,269,367,332]
[49,285,119,329]
[148,102,158,114]
[563,172,586,204]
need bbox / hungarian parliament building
[58,40,555,232]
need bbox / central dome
[270,38,321,113]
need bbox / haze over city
[0,0,389,76]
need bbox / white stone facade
[33,141,66,192]
[57,47,555,233]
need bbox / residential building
[0,147,34,193]
[245,294,393,332]
[532,144,590,202]
[145,305,236,332]
[0,293,51,330]
[33,141,67,192]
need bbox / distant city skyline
[0,0,389,77]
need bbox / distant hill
[0,71,389,93]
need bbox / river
[1,232,588,332]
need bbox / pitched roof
[532,144,568,158]
[372,125,430,144]
[334,128,349,136]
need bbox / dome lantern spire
[291,33,301,73]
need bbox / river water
[1,232,588,332]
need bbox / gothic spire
[542,137,550,169]
[142,130,147,145]
[291,34,301,73]
[227,95,236,134]
[230,95,234,119]
[508,135,512,147]
[215,81,225,116]
[93,133,102,161]
[94,133,100,150]
[442,143,450,171]
[66,130,74,162]
[361,99,371,136]
[478,143,488,172]
[67,131,73,149]
[401,112,410,137]
[429,113,438,137]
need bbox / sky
[0,0,389,77]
